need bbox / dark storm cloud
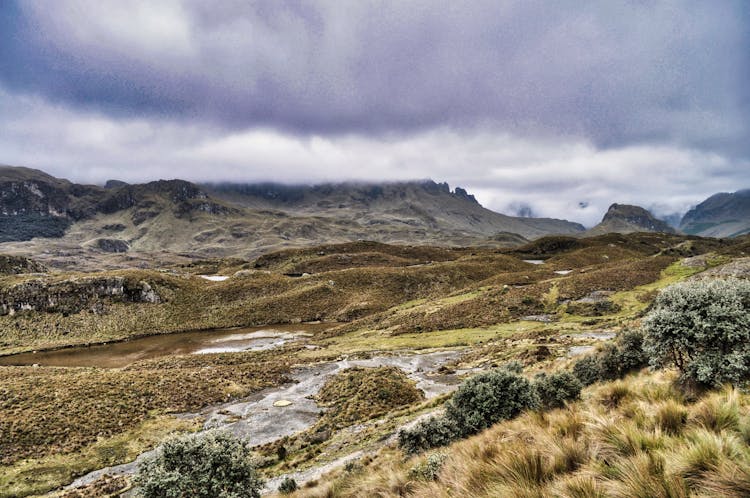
[1,0,747,154]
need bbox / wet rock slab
[66,350,462,491]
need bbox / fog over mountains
[1,165,747,266]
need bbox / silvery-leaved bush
[135,431,263,498]
[643,278,750,387]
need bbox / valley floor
[0,233,748,497]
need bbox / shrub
[278,477,298,494]
[408,452,447,481]
[573,354,602,386]
[573,330,648,386]
[617,329,648,373]
[643,279,750,387]
[135,431,263,498]
[534,371,583,409]
[597,343,623,381]
[445,368,539,437]
[398,415,460,455]
[502,360,525,374]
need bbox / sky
[0,0,748,226]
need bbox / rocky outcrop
[0,166,103,241]
[0,276,160,316]
[104,179,129,189]
[0,255,48,275]
[453,186,479,204]
[95,239,129,253]
[585,204,676,236]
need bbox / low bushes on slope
[401,331,643,456]
[573,329,648,386]
[398,367,539,454]
[298,373,750,498]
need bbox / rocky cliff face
[0,167,87,242]
[0,167,236,243]
[680,189,750,238]
[585,204,676,236]
[0,276,160,316]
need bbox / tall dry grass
[285,370,750,498]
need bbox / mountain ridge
[0,165,584,267]
[680,189,750,238]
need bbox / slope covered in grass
[291,371,750,498]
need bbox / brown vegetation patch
[0,349,294,465]
[556,256,675,301]
[314,366,425,431]
[251,241,468,273]
[56,474,129,497]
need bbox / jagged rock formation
[585,204,676,236]
[680,189,750,238]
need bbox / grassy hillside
[291,371,750,498]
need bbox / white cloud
[8,0,747,156]
[1,86,747,227]
[22,0,195,60]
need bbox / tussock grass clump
[590,416,664,461]
[688,388,741,433]
[295,375,750,498]
[653,400,689,435]
[603,452,688,498]
[553,474,608,498]
[597,380,635,409]
[672,429,744,484]
[314,366,424,431]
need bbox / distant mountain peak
[680,189,750,238]
[586,203,676,236]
